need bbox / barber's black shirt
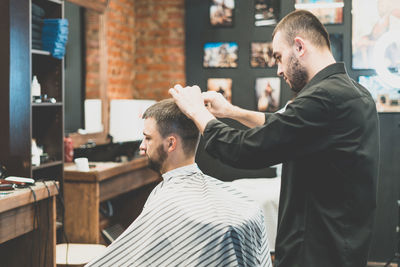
[203,63,379,267]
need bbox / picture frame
[358,75,400,112]
[210,0,235,27]
[250,42,275,68]
[255,77,281,112]
[254,0,280,27]
[352,0,400,70]
[207,78,233,103]
[294,0,344,25]
[203,42,239,68]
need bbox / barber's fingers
[192,85,201,91]
[169,84,182,98]
[169,84,202,98]
[174,84,183,91]
[202,91,218,102]
[169,87,178,97]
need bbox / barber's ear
[294,37,305,55]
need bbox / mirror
[65,2,84,134]
[65,2,108,146]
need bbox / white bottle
[31,75,41,102]
[31,139,40,166]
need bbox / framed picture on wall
[203,42,238,68]
[254,0,280,26]
[329,33,343,62]
[250,42,275,68]
[352,0,400,70]
[207,78,233,103]
[210,0,235,27]
[255,77,281,112]
[294,0,344,24]
[358,75,400,112]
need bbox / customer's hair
[142,98,200,156]
[272,9,330,50]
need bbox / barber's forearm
[228,105,266,128]
[190,107,216,134]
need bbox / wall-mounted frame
[255,77,281,112]
[203,42,238,68]
[294,0,344,25]
[329,33,343,62]
[207,78,233,103]
[254,0,280,26]
[352,0,400,70]
[210,0,235,27]
[250,42,275,68]
[358,75,400,112]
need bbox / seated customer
[86,99,272,267]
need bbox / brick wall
[84,0,185,101]
[106,0,135,99]
[85,10,100,99]
[134,0,185,100]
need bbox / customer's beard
[147,144,168,174]
[287,54,308,93]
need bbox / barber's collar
[162,163,200,182]
[298,62,346,97]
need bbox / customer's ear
[166,136,177,152]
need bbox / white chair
[230,172,281,252]
[56,243,107,267]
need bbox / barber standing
[170,9,379,267]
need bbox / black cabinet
[369,113,400,262]
[30,0,64,186]
[0,0,64,186]
[0,0,31,177]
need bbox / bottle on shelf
[31,138,41,166]
[31,75,41,103]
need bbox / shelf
[32,102,63,107]
[32,49,51,56]
[47,0,63,5]
[32,160,63,171]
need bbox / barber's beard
[147,144,168,174]
[287,54,308,93]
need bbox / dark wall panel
[64,2,84,134]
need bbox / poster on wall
[250,42,275,68]
[294,0,344,24]
[352,0,400,70]
[210,0,235,27]
[207,78,233,103]
[329,33,343,62]
[255,77,281,112]
[359,75,400,112]
[203,42,239,68]
[254,0,280,26]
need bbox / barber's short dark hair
[272,9,330,50]
[142,98,200,156]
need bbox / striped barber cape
[86,164,272,267]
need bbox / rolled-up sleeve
[202,90,334,169]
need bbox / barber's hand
[169,84,216,133]
[202,91,234,118]
[169,84,208,119]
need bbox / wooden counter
[63,157,161,244]
[0,181,59,267]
